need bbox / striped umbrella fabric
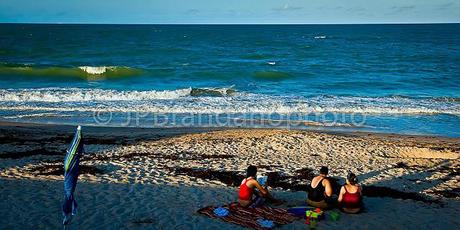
[62,126,84,225]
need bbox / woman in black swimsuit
[307,166,333,209]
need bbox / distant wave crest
[78,66,116,75]
[0,63,142,79]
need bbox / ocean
[0,24,459,136]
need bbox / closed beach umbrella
[62,126,84,225]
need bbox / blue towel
[213,207,229,217]
[257,218,274,228]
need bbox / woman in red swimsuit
[238,165,270,207]
[338,172,363,214]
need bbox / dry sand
[1,122,459,229]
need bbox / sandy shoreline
[1,121,460,229]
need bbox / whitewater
[0,24,459,136]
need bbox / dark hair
[347,172,358,185]
[319,166,328,175]
[247,165,257,178]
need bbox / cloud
[346,7,366,12]
[317,6,344,10]
[272,4,303,12]
[185,9,200,15]
[227,9,238,16]
[389,5,416,13]
[437,2,455,10]
[54,11,68,17]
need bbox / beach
[1,122,459,229]
[1,23,459,229]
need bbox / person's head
[319,166,328,176]
[247,165,257,178]
[347,172,358,185]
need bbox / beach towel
[198,203,299,230]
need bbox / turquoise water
[0,24,459,136]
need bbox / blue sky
[0,0,459,24]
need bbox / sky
[0,0,459,24]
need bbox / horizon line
[1,22,459,25]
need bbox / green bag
[329,211,341,221]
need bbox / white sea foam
[0,88,459,115]
[0,88,193,102]
[1,100,457,115]
[78,66,113,74]
[314,36,327,39]
[2,112,70,119]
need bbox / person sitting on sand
[238,165,271,208]
[307,166,333,209]
[338,172,363,214]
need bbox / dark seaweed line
[172,167,445,203]
[84,151,235,162]
[0,135,158,146]
[28,164,104,176]
[0,148,62,159]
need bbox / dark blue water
[0,24,459,136]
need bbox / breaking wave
[0,88,459,115]
[0,63,142,79]
[0,86,235,102]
